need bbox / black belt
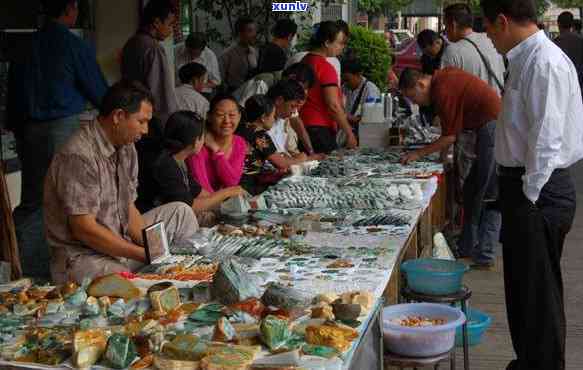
[497,166,525,178]
[498,166,569,178]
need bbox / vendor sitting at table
[187,94,247,194]
[238,94,307,195]
[266,79,323,162]
[144,110,245,226]
[399,67,501,269]
[44,81,199,284]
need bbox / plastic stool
[385,350,454,370]
[401,286,472,370]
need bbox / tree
[358,0,385,16]
[385,0,415,15]
[345,26,392,90]
[552,0,583,7]
[358,0,414,17]
[196,0,328,47]
[439,0,550,17]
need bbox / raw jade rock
[103,333,138,369]
[260,315,291,351]
[211,258,261,305]
[261,283,311,310]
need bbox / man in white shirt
[441,3,506,269]
[482,1,583,369]
[341,60,381,133]
[175,32,221,98]
[175,62,210,119]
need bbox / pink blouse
[186,135,247,193]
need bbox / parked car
[387,29,414,48]
[391,38,422,77]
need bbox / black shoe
[470,262,496,271]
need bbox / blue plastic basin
[455,308,492,346]
[401,258,469,295]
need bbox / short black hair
[444,3,474,29]
[574,19,582,32]
[480,0,537,24]
[266,80,306,102]
[558,11,574,29]
[141,0,174,28]
[282,63,316,88]
[341,60,363,75]
[417,29,440,49]
[272,18,298,39]
[398,68,424,91]
[310,21,343,49]
[100,80,154,116]
[178,62,207,84]
[164,111,205,154]
[244,95,275,123]
[236,17,256,34]
[185,32,207,51]
[337,20,350,37]
[209,94,241,114]
[42,0,76,19]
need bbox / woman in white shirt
[175,62,210,119]
[176,32,221,98]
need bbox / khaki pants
[51,202,198,284]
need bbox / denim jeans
[13,115,80,279]
[458,121,501,264]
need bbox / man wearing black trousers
[481,1,583,369]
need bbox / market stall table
[0,150,446,370]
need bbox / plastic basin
[401,258,469,295]
[382,303,466,357]
[455,308,491,347]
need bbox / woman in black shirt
[149,111,244,226]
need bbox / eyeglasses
[212,111,240,120]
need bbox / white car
[372,29,414,49]
[388,29,414,48]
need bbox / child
[176,62,210,118]
[237,95,307,195]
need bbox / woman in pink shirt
[187,94,247,193]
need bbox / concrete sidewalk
[456,161,583,369]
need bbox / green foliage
[553,0,583,7]
[385,0,415,15]
[358,0,414,16]
[346,26,392,91]
[358,0,385,15]
[292,23,315,53]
